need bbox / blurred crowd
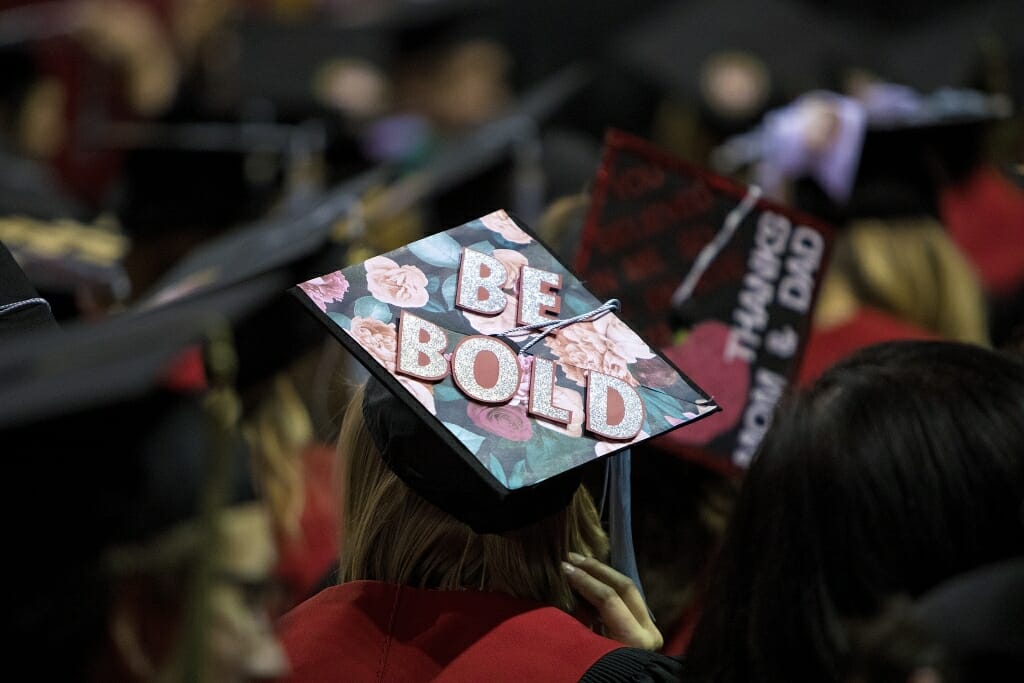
[1,0,1023,681]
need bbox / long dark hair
[684,341,1024,682]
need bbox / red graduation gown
[277,580,622,682]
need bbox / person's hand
[562,552,663,651]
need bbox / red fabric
[275,443,341,610]
[33,37,129,208]
[796,306,936,387]
[277,581,622,683]
[159,346,208,393]
[941,165,1024,297]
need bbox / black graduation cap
[135,166,389,399]
[845,0,1024,97]
[617,0,1023,137]
[137,63,591,407]
[0,215,131,319]
[234,0,500,119]
[791,85,1013,223]
[914,558,1024,675]
[575,130,834,474]
[616,0,857,134]
[0,239,58,340]
[0,278,271,678]
[291,209,719,533]
[0,148,88,221]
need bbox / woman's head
[337,383,609,613]
[830,218,988,345]
[686,341,1024,682]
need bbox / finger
[561,561,639,639]
[567,553,653,627]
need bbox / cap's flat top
[293,210,717,490]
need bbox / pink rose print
[398,376,436,415]
[364,255,429,308]
[594,430,649,457]
[298,271,350,312]
[467,403,534,442]
[491,249,528,289]
[346,316,397,372]
[544,320,638,387]
[631,356,680,389]
[537,385,586,438]
[480,210,532,245]
[661,320,749,446]
[508,354,534,407]
[591,314,655,363]
[463,293,520,335]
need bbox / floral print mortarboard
[292,210,717,531]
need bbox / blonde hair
[835,217,989,345]
[337,384,608,613]
[244,376,313,539]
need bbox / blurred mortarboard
[351,0,500,55]
[795,84,1012,223]
[135,166,388,396]
[913,557,1024,675]
[137,63,589,398]
[0,278,271,675]
[576,130,834,474]
[0,215,130,317]
[291,209,718,533]
[1,238,58,340]
[713,84,1012,223]
[616,0,856,132]
[0,149,88,221]
[235,1,500,119]
[139,63,590,303]
[838,0,1024,98]
[617,0,1024,134]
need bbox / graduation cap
[793,84,1012,224]
[1,238,58,340]
[617,0,1023,138]
[291,209,718,533]
[616,0,857,134]
[576,130,834,474]
[913,558,1024,675]
[0,278,272,678]
[235,0,500,119]
[844,0,1024,98]
[713,83,1012,224]
[0,215,130,319]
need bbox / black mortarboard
[139,64,590,406]
[711,83,1012,224]
[0,216,130,319]
[576,130,834,474]
[136,166,388,398]
[617,0,1024,137]
[0,279,270,677]
[292,209,718,533]
[791,85,1012,223]
[234,1,500,119]
[616,0,855,134]
[914,558,1024,676]
[848,0,1024,97]
[0,238,58,340]
[0,148,88,221]
[0,279,273,530]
